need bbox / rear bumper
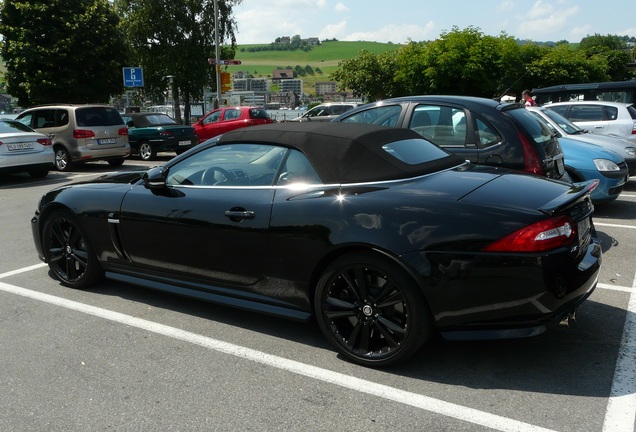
[402,236,602,338]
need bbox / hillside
[229,40,401,95]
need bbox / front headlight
[625,147,636,157]
[593,159,620,172]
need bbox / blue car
[558,136,629,203]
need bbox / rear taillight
[631,122,635,135]
[119,127,129,136]
[482,215,576,253]
[73,129,95,139]
[37,138,52,146]
[518,131,544,175]
[159,130,173,137]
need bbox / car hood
[558,136,625,163]
[565,132,636,152]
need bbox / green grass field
[229,41,401,95]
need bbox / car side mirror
[142,166,167,189]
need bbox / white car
[526,106,636,176]
[545,100,636,143]
[0,119,54,178]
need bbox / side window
[277,150,322,185]
[223,109,241,121]
[410,105,467,147]
[603,106,618,121]
[34,109,56,128]
[475,118,501,148]
[166,144,286,187]
[340,105,402,127]
[569,105,604,122]
[203,111,221,125]
[55,109,69,127]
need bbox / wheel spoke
[50,222,68,246]
[376,290,404,309]
[376,315,406,335]
[372,319,401,348]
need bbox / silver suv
[291,102,361,122]
[16,104,131,171]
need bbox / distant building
[272,69,295,82]
[304,37,320,45]
[315,81,338,96]
[233,78,270,92]
[279,79,303,95]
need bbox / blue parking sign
[123,67,144,87]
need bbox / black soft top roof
[217,122,465,184]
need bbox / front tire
[107,158,125,167]
[314,252,431,367]
[42,210,103,289]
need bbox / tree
[0,0,128,106]
[330,49,401,101]
[579,34,632,81]
[115,0,240,123]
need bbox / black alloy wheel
[315,252,431,367]
[42,210,103,289]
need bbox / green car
[122,112,198,161]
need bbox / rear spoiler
[538,179,599,216]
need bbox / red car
[193,106,273,142]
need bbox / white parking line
[602,270,636,432]
[0,277,557,432]
[596,222,636,230]
[2,264,634,431]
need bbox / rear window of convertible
[383,138,454,165]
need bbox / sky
[232,0,636,45]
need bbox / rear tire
[139,142,156,161]
[54,147,72,171]
[314,252,431,368]
[42,210,103,289]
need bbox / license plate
[577,217,590,241]
[179,140,191,146]
[98,138,117,145]
[7,143,35,151]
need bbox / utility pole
[214,0,221,108]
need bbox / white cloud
[516,3,579,40]
[335,2,349,12]
[318,21,348,41]
[498,0,515,12]
[342,23,435,44]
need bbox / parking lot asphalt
[1,158,635,432]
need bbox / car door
[195,108,223,141]
[565,104,611,135]
[117,143,282,286]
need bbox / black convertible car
[31,122,602,367]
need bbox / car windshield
[541,108,583,134]
[76,107,124,127]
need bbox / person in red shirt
[522,89,536,106]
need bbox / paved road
[1,158,635,432]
